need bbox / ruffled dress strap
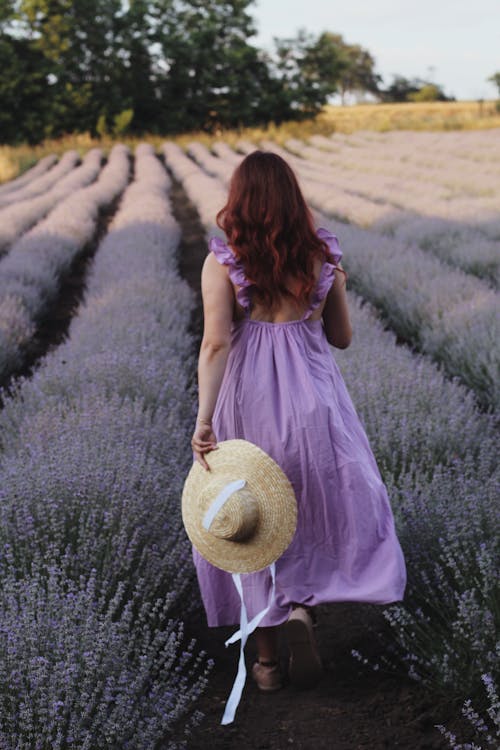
[302,227,343,321]
[209,236,253,315]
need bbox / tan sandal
[285,606,323,689]
[251,659,283,692]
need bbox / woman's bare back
[229,256,328,324]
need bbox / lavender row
[334,295,498,745]
[0,154,58,197]
[381,214,500,288]
[0,144,130,382]
[306,133,500,243]
[304,133,500,200]
[0,152,81,209]
[236,138,402,227]
[161,144,498,741]
[0,149,103,256]
[162,141,227,235]
[308,132,500,194]
[284,138,499,284]
[330,220,499,411]
[0,143,209,747]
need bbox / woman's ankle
[257,657,279,667]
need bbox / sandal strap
[291,604,317,625]
[258,658,278,667]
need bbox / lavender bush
[243,139,400,227]
[162,141,226,237]
[333,221,499,411]
[0,144,129,381]
[0,149,101,255]
[0,142,210,747]
[436,674,499,749]
[334,295,499,744]
[284,137,500,285]
[187,141,235,185]
[0,558,210,750]
[383,215,500,287]
[0,154,58,198]
[0,151,80,209]
[307,131,500,201]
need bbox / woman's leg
[254,625,280,663]
[251,625,283,692]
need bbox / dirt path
[167,179,468,750]
[180,602,458,750]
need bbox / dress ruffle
[208,236,252,310]
[306,227,343,316]
[317,226,343,266]
[209,228,343,316]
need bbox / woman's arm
[191,252,234,470]
[321,261,352,348]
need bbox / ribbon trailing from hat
[201,479,278,726]
[221,562,276,725]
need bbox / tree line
[1,0,455,145]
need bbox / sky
[249,0,499,101]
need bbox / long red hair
[216,150,346,312]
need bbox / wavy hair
[216,150,346,312]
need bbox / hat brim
[182,439,297,573]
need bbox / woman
[191,150,407,692]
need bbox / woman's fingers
[191,440,218,471]
[194,450,211,471]
[192,444,217,453]
[191,426,218,471]
[197,453,210,471]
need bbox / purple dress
[192,227,407,628]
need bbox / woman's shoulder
[207,235,252,310]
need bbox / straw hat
[182,439,297,574]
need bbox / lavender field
[0,132,498,749]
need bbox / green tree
[378,75,422,102]
[15,0,132,135]
[271,29,345,119]
[0,0,398,144]
[408,83,443,102]
[335,38,382,103]
[149,0,276,132]
[0,33,51,143]
[272,30,382,111]
[379,74,453,103]
[488,72,500,95]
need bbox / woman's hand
[191,422,218,471]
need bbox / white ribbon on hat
[202,479,247,532]
[201,480,277,726]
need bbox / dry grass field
[1,99,499,185]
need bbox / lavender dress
[192,227,407,628]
